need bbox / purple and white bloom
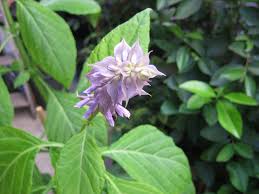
[75,39,165,126]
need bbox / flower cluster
[75,39,164,126]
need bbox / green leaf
[216,144,234,162]
[176,46,192,73]
[216,100,243,139]
[198,58,217,76]
[187,94,211,109]
[0,126,43,194]
[233,142,254,159]
[45,91,85,143]
[160,100,178,115]
[0,77,14,126]
[200,125,228,143]
[17,0,76,88]
[14,71,30,88]
[31,166,49,194]
[103,125,195,194]
[217,184,236,194]
[201,144,222,162]
[77,9,151,91]
[45,90,107,143]
[240,7,259,27]
[210,65,245,86]
[174,0,202,20]
[106,173,163,194]
[194,161,215,187]
[157,0,181,10]
[86,113,108,146]
[202,104,218,126]
[179,80,216,98]
[245,75,256,97]
[41,0,101,15]
[228,42,248,58]
[224,92,257,106]
[56,130,105,194]
[227,162,248,192]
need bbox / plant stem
[1,0,31,68]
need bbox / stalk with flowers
[0,0,194,194]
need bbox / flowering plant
[0,1,194,194]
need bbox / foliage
[1,0,259,193]
[0,1,193,194]
[114,0,259,193]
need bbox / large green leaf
[179,80,216,98]
[45,90,107,144]
[0,126,43,194]
[224,92,257,106]
[0,77,13,126]
[56,130,105,194]
[77,9,151,91]
[45,91,85,143]
[106,173,163,194]
[41,0,101,15]
[86,113,108,146]
[16,0,76,88]
[103,125,195,194]
[216,100,243,139]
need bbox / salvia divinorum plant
[75,39,165,126]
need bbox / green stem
[42,142,64,148]
[80,111,98,131]
[1,0,31,69]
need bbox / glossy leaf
[201,144,222,162]
[174,0,202,20]
[245,75,256,97]
[56,130,105,194]
[17,0,76,88]
[210,65,245,86]
[187,94,211,109]
[106,173,163,194]
[216,100,243,139]
[179,80,216,98]
[157,0,181,10]
[227,162,248,192]
[103,125,195,194]
[78,9,151,91]
[41,0,101,15]
[0,77,13,126]
[224,92,257,106]
[202,104,218,126]
[200,125,228,143]
[228,42,247,58]
[216,144,234,162]
[0,126,43,194]
[176,46,192,73]
[233,142,254,159]
[160,100,178,115]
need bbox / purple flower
[75,39,165,126]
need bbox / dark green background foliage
[82,0,259,193]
